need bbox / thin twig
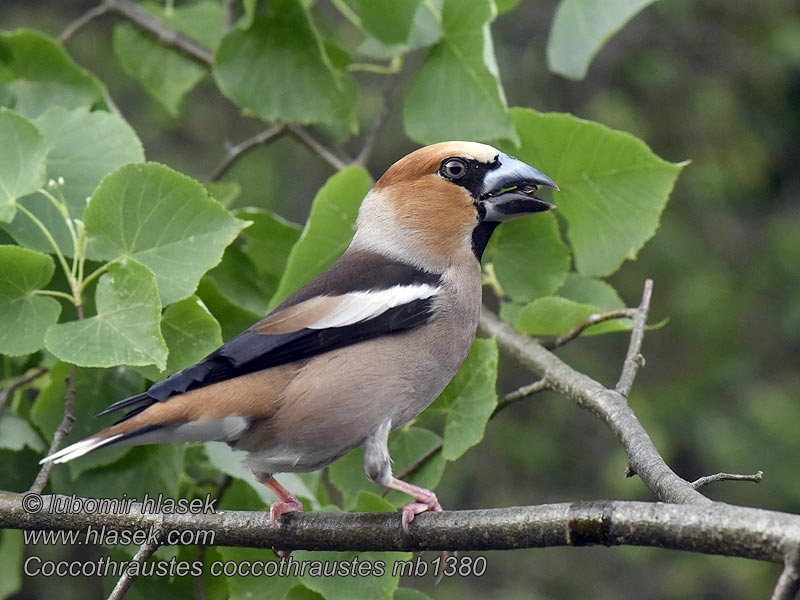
[772,550,800,600]
[29,305,84,495]
[107,537,162,600]
[615,279,653,397]
[286,125,352,172]
[494,379,551,416]
[692,471,764,489]
[540,309,636,350]
[59,3,110,43]
[104,0,213,66]
[380,442,443,498]
[0,367,48,414]
[223,0,236,29]
[209,125,287,181]
[354,73,400,167]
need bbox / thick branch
[478,307,710,505]
[3,493,799,561]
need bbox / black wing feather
[98,251,440,423]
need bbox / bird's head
[352,141,558,270]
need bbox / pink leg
[261,475,304,525]
[254,473,303,559]
[384,477,442,533]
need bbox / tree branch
[209,125,288,182]
[616,278,653,396]
[107,537,162,600]
[103,0,213,66]
[478,305,710,505]
[286,125,352,172]
[0,367,48,414]
[3,492,800,561]
[772,551,800,600]
[540,309,636,350]
[692,471,764,489]
[493,379,551,416]
[59,3,110,43]
[29,306,83,495]
[354,73,400,167]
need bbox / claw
[253,472,304,559]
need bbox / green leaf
[204,245,271,316]
[422,338,498,461]
[54,444,185,499]
[556,273,624,310]
[0,531,23,600]
[485,213,570,303]
[329,427,445,509]
[214,0,356,129]
[514,295,599,336]
[113,26,205,117]
[44,260,167,369]
[269,166,371,308]
[349,0,424,44]
[113,1,224,115]
[357,1,443,59]
[547,0,659,80]
[395,589,434,600]
[0,108,47,223]
[505,108,684,277]
[84,162,249,304]
[354,490,395,513]
[0,414,45,452]
[237,208,302,284]
[196,276,260,340]
[296,549,407,600]
[0,245,60,356]
[31,362,146,477]
[404,0,516,144]
[207,181,241,208]
[137,296,222,380]
[0,29,105,117]
[3,107,145,255]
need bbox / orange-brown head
[351,141,558,271]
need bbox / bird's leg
[384,476,443,532]
[253,471,304,525]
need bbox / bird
[41,141,558,531]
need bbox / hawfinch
[42,141,558,529]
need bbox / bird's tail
[39,424,162,465]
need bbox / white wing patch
[307,284,439,330]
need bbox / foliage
[8,0,794,598]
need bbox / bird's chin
[479,189,556,223]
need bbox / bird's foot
[269,496,304,527]
[384,477,442,533]
[253,472,303,560]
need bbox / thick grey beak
[479,153,558,222]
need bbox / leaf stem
[80,261,112,291]
[32,290,77,303]
[15,202,78,302]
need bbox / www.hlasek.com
[24,555,488,579]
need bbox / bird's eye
[441,158,467,180]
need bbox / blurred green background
[2,0,800,598]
